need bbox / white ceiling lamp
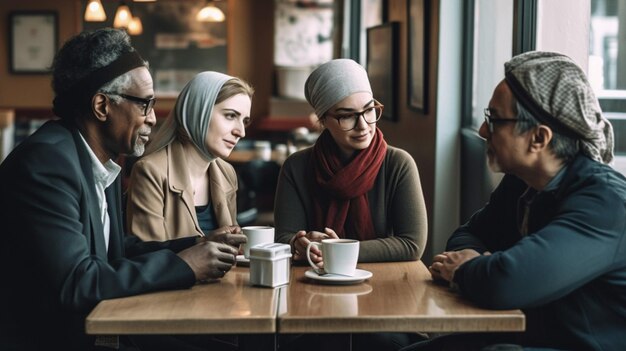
[127,16,143,35]
[113,1,133,29]
[196,1,225,22]
[84,0,106,22]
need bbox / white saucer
[236,255,250,266]
[304,268,373,285]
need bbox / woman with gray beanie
[274,59,428,349]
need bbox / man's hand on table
[179,240,238,281]
[429,249,488,283]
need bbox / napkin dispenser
[249,243,292,287]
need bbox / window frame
[459,0,537,221]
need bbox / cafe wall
[0,0,273,118]
[0,0,445,260]
[0,0,78,109]
[377,0,440,261]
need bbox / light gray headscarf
[305,59,372,118]
[504,51,614,164]
[145,71,232,161]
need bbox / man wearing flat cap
[0,28,239,350]
[422,52,626,350]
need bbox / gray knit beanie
[304,59,373,118]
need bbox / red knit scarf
[310,128,387,240]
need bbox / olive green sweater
[274,146,428,262]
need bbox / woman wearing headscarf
[274,58,428,264]
[126,71,254,247]
[274,58,428,350]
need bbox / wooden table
[279,261,525,334]
[85,266,279,335]
[86,261,524,336]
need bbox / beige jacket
[126,140,238,241]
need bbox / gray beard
[132,143,145,157]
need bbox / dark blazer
[0,120,197,350]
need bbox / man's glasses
[107,93,156,116]
[326,101,384,131]
[483,108,518,133]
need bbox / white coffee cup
[242,226,275,258]
[306,239,359,276]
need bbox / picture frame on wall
[358,0,384,65]
[9,11,58,74]
[367,22,398,121]
[407,0,428,113]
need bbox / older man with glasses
[408,52,626,351]
[0,28,239,350]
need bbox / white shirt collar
[77,132,121,188]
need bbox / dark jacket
[450,154,626,351]
[0,120,197,350]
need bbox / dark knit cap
[505,51,614,164]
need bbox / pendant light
[127,16,143,35]
[196,1,225,22]
[113,1,133,29]
[84,0,106,22]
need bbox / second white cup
[242,226,275,258]
[306,238,359,276]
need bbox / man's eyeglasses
[107,93,156,116]
[483,108,518,133]
[326,101,384,131]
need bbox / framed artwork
[9,11,58,74]
[366,22,398,121]
[407,0,428,113]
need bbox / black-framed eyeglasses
[326,100,384,131]
[483,108,518,133]
[107,93,156,116]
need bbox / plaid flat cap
[505,51,614,164]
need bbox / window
[589,0,626,157]
[460,0,535,221]
[467,0,515,130]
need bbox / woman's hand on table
[203,225,247,249]
[290,227,339,264]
